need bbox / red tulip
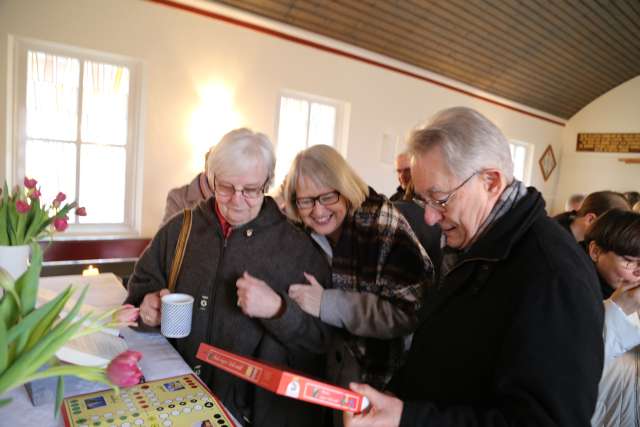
[15,200,30,213]
[29,189,41,200]
[75,207,87,216]
[53,217,68,231]
[55,192,66,202]
[23,177,37,189]
[106,350,143,387]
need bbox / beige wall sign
[577,133,640,153]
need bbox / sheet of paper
[56,331,128,367]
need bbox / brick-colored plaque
[577,133,640,153]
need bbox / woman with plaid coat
[283,145,434,391]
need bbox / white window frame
[275,89,350,158]
[8,36,144,238]
[509,139,534,186]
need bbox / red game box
[196,343,370,413]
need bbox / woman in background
[584,209,640,426]
[283,144,433,391]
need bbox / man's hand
[611,281,640,315]
[343,383,403,427]
[140,289,170,327]
[288,272,324,317]
[236,272,283,318]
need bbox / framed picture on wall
[539,145,557,181]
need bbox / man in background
[554,190,629,242]
[161,150,214,225]
[389,152,411,201]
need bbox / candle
[82,265,100,276]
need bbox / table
[0,274,238,426]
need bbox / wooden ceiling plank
[494,0,625,90]
[596,0,640,48]
[436,3,616,108]
[281,1,578,114]
[368,0,592,105]
[531,0,639,78]
[326,0,582,112]
[569,0,640,68]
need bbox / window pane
[275,97,309,185]
[308,102,336,147]
[25,140,77,220]
[26,51,80,141]
[512,145,526,182]
[78,144,126,223]
[81,61,130,146]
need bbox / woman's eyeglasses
[214,178,266,199]
[295,191,340,210]
[620,255,640,271]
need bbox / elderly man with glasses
[345,107,604,427]
[125,128,332,427]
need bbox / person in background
[554,190,629,242]
[126,128,332,427]
[624,191,640,209]
[393,180,442,277]
[583,209,640,426]
[389,152,412,201]
[566,192,585,211]
[283,144,433,393]
[345,107,604,427]
[161,150,214,225]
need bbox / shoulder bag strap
[167,208,192,292]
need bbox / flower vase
[0,244,30,280]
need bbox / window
[11,38,142,236]
[509,140,534,185]
[274,91,348,186]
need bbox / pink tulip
[113,304,140,327]
[55,192,66,202]
[75,207,87,216]
[23,177,37,189]
[53,217,68,231]
[29,189,41,200]
[15,200,30,213]
[106,350,144,387]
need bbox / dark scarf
[441,179,528,278]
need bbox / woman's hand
[611,281,640,315]
[288,272,324,317]
[343,383,403,427]
[140,289,170,326]
[236,271,283,318]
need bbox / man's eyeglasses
[295,191,340,210]
[421,171,478,212]
[214,178,267,199]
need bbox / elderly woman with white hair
[282,145,433,395]
[125,128,332,427]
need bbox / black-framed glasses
[619,255,640,271]
[422,171,478,212]
[295,191,341,210]
[214,178,267,199]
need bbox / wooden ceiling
[209,0,640,120]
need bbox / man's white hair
[408,107,514,182]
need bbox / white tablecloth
[0,274,238,426]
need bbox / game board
[61,373,234,427]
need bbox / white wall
[0,0,565,236]
[553,75,640,215]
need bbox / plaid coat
[320,188,434,389]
